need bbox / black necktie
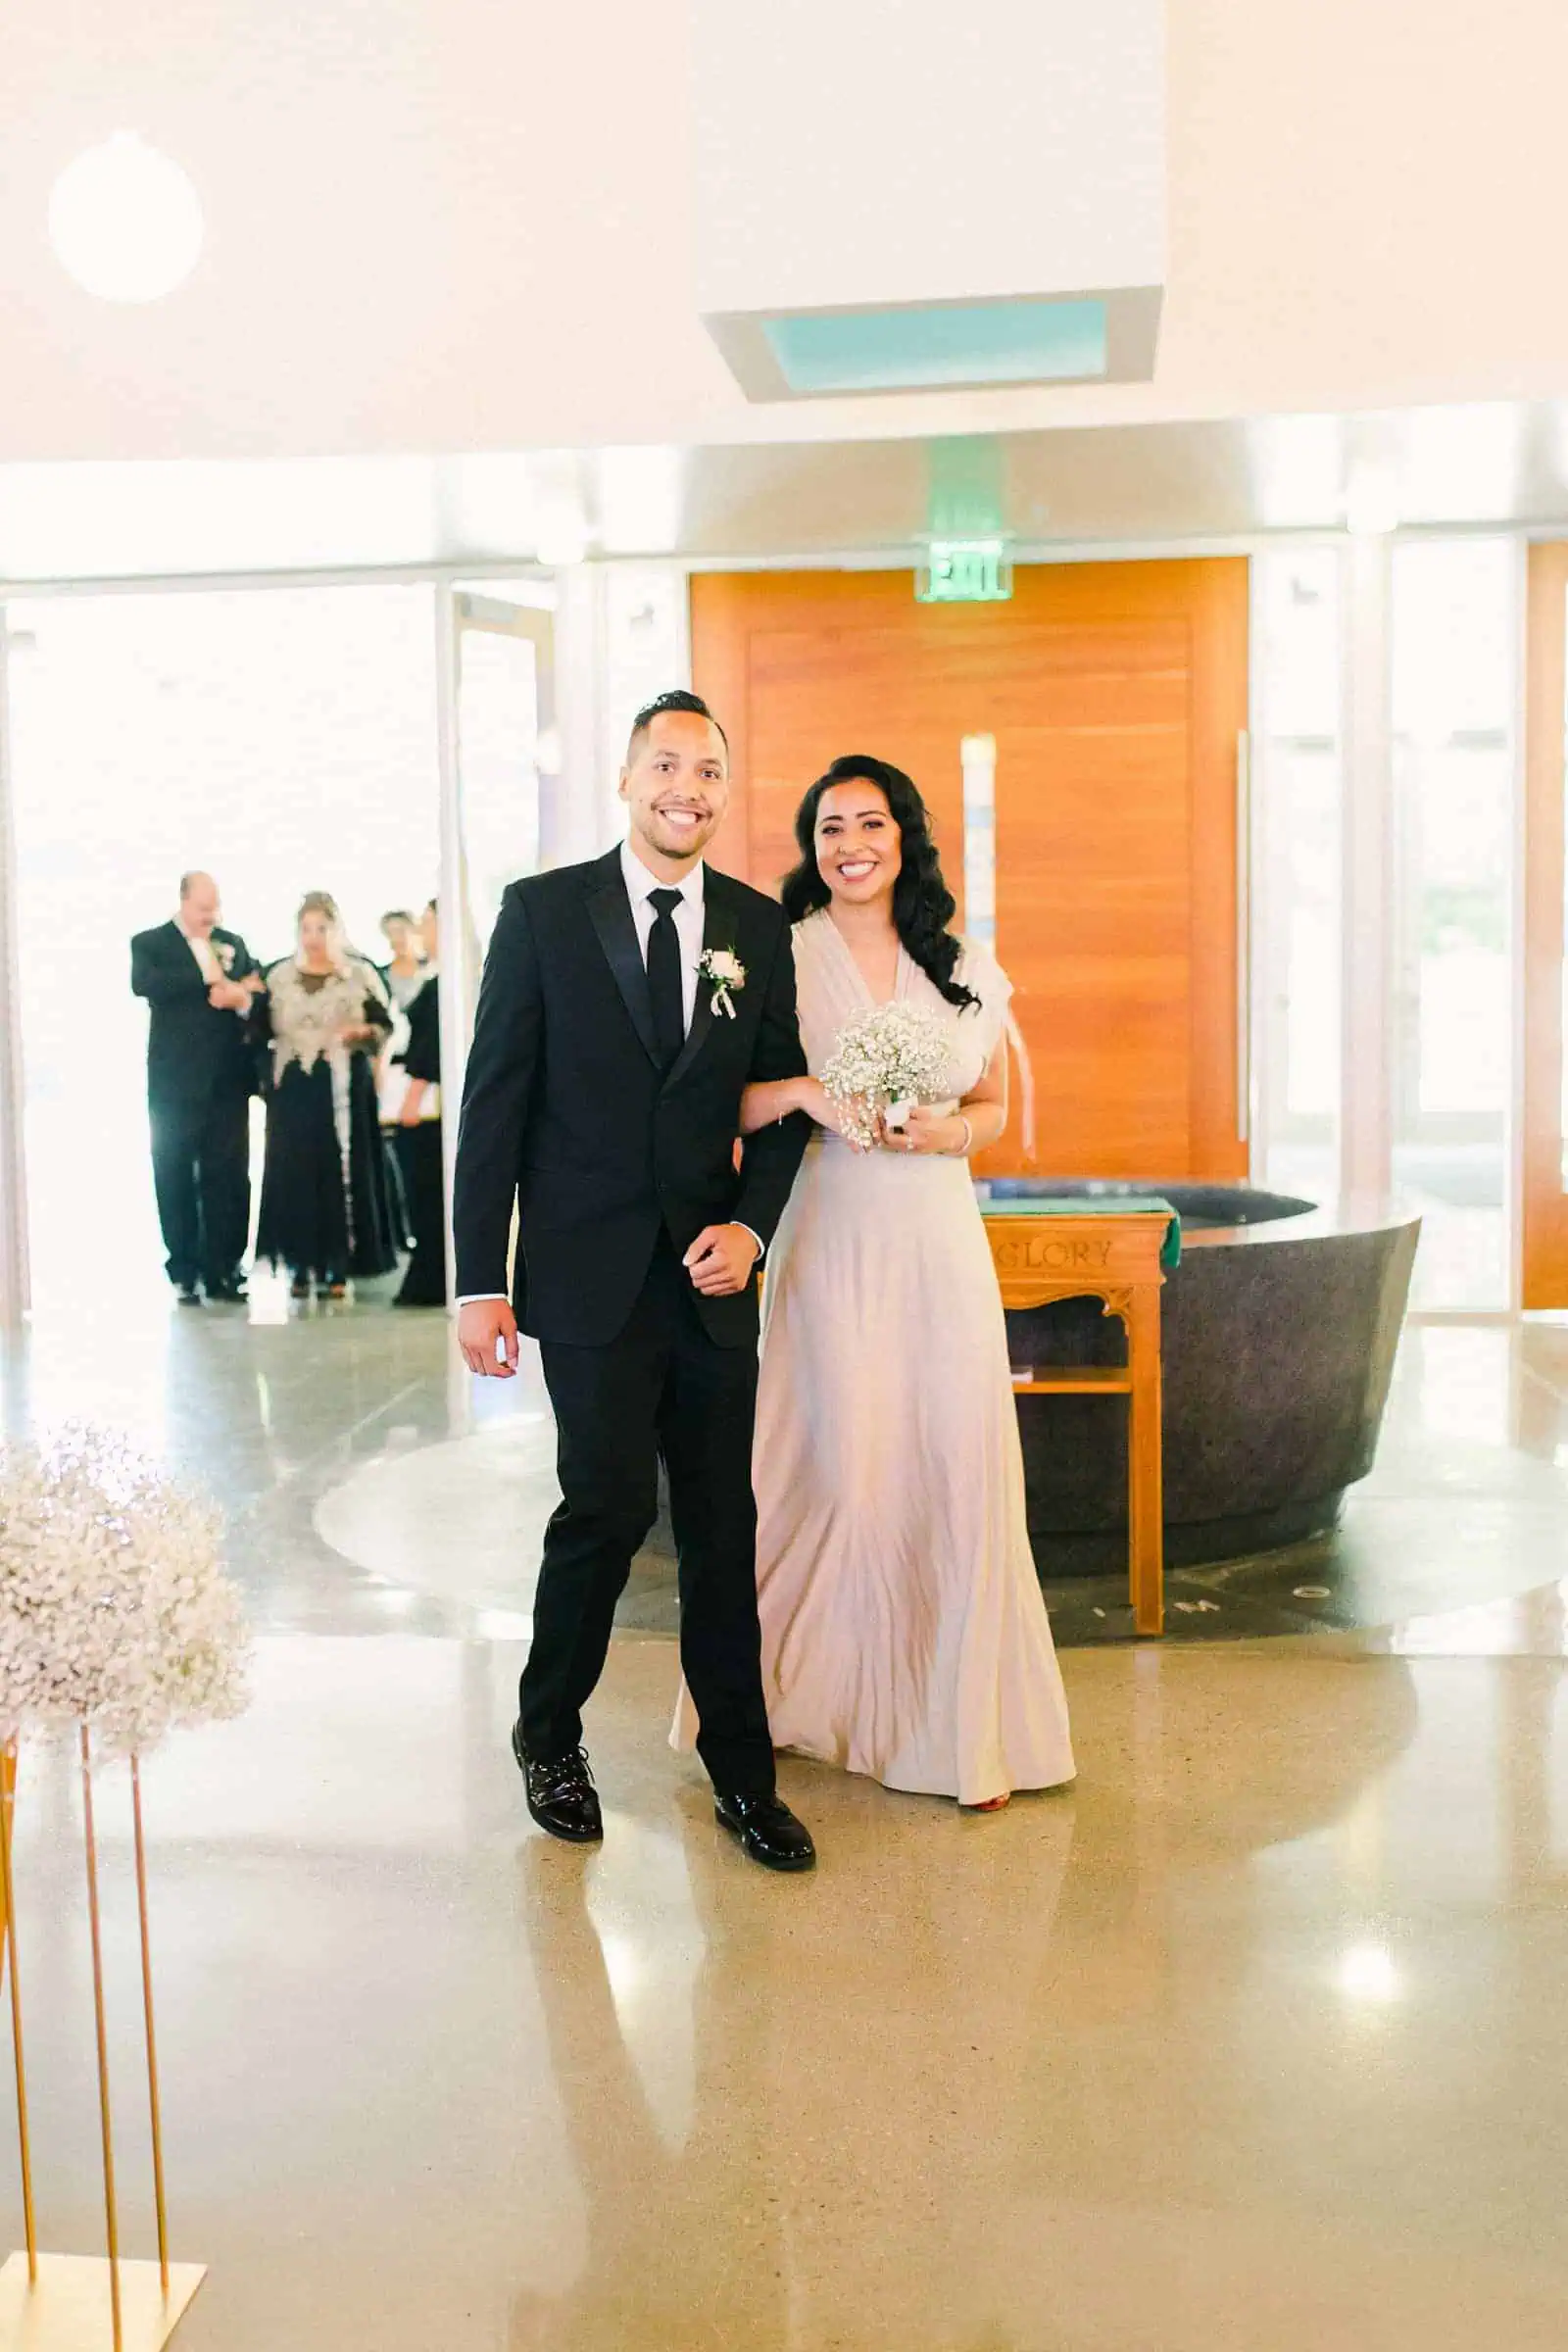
[647,887,686,1070]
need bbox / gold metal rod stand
[129,1753,171,2295]
[0,1738,36,2279]
[80,1725,123,2352]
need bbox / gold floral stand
[1,1739,206,2350]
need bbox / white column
[0,613,30,1328]
[1340,533,1395,1201]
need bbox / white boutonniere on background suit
[216,942,235,973]
[699,947,746,1018]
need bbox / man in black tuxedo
[130,871,263,1305]
[454,692,815,1873]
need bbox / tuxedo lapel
[662,874,735,1094]
[585,855,661,1070]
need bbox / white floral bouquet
[820,1001,954,1152]
[0,1425,251,1757]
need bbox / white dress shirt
[620,836,704,1034]
[457,839,760,1309]
[175,914,221,985]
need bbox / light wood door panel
[993,619,1194,1174]
[692,561,1249,1182]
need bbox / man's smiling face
[619,709,730,876]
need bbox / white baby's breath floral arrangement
[820,1001,954,1152]
[0,1425,251,1757]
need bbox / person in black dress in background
[253,892,400,1300]
[377,908,429,1012]
[130,870,264,1304]
[374,907,427,1250]
[392,900,447,1307]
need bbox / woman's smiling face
[813,779,901,907]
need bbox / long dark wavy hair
[780,755,979,1012]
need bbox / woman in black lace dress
[253,892,399,1299]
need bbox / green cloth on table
[977,1194,1181,1270]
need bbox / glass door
[436,591,552,1291]
[0,610,28,1328]
[5,583,442,1321]
[1523,544,1568,1306]
[1390,540,1516,1311]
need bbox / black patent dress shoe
[176,1282,203,1306]
[206,1279,248,1303]
[512,1722,603,1843]
[713,1790,816,1873]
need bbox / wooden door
[1523,544,1568,1306]
[692,561,1250,1181]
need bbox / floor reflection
[8,1300,1568,1663]
[4,1622,1567,2348]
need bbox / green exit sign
[916,540,1012,604]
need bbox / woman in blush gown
[676,756,1074,1810]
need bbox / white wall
[0,0,1565,461]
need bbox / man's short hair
[625,689,728,766]
[380,908,416,930]
[178,871,210,901]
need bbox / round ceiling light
[48,132,204,303]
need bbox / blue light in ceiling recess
[761,297,1107,395]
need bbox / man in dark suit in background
[131,870,263,1305]
[453,691,815,1873]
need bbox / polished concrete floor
[3,1280,1568,2346]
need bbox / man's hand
[208,980,251,1013]
[683,1224,760,1298]
[458,1298,520,1378]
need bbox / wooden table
[983,1210,1169,1637]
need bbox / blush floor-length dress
[674,908,1074,1806]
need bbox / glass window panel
[1254,548,1343,1203]
[1390,539,1516,1310]
[1561,636,1568,1193]
[457,624,539,962]
[8,585,439,1312]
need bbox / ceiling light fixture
[48,132,205,303]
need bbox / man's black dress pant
[150,1087,251,1290]
[520,1234,774,1797]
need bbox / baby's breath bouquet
[0,1424,250,1757]
[820,1001,954,1152]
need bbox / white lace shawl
[266,956,389,1083]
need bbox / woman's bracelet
[952,1114,973,1157]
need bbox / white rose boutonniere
[698,947,746,1018]
[216,942,236,973]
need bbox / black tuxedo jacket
[130,921,259,1109]
[453,849,809,1348]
